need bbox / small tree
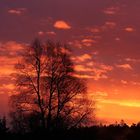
[10,39,92,132]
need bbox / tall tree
[10,39,47,131]
[10,39,92,132]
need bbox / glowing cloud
[116,64,133,70]
[38,31,45,36]
[72,54,92,62]
[82,39,95,43]
[75,65,93,72]
[82,39,96,47]
[54,20,71,29]
[121,80,128,84]
[124,27,135,32]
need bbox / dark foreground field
[1,124,140,140]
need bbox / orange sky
[0,0,140,125]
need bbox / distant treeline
[1,117,140,140]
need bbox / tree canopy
[10,39,92,132]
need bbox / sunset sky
[0,0,140,125]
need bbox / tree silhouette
[10,39,92,132]
[0,116,8,134]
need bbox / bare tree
[10,39,92,131]
[45,42,92,129]
[10,39,47,131]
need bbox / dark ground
[1,124,140,140]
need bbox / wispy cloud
[87,21,117,36]
[0,41,24,57]
[130,81,140,86]
[38,31,56,36]
[116,64,133,70]
[74,74,95,79]
[71,54,92,62]
[103,6,120,15]
[0,41,25,95]
[69,38,96,48]
[103,21,116,29]
[81,39,96,47]
[46,31,56,35]
[121,80,128,84]
[75,65,93,72]
[90,91,108,101]
[74,63,113,80]
[101,99,140,108]
[8,8,27,15]
[125,58,140,63]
